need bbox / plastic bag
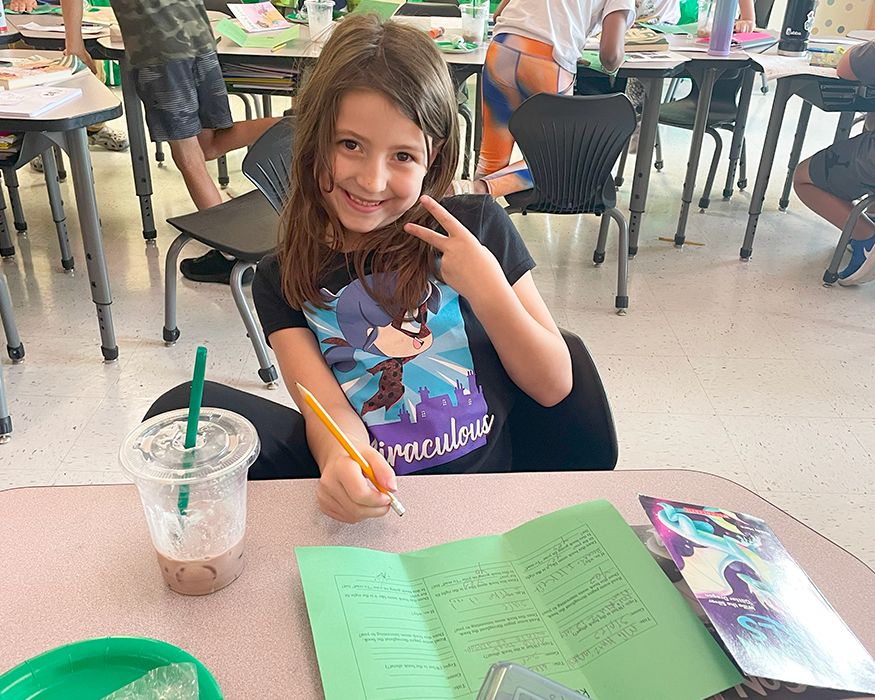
[100,662,199,700]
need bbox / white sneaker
[87,125,129,152]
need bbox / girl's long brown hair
[278,13,460,317]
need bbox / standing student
[794,40,875,286]
[451,0,636,198]
[59,0,281,284]
[145,14,574,524]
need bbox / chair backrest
[506,93,636,215]
[508,330,618,472]
[395,1,461,16]
[242,116,295,215]
[201,0,232,14]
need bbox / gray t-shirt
[848,40,875,85]
[109,0,216,69]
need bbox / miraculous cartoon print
[303,273,494,475]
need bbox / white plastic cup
[460,3,488,45]
[697,0,715,37]
[305,0,335,41]
[120,408,260,596]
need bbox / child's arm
[493,0,511,20]
[60,0,98,74]
[599,9,629,74]
[734,0,756,32]
[269,326,398,523]
[405,196,573,407]
[837,44,863,80]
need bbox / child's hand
[734,18,755,32]
[404,195,506,301]
[317,440,398,523]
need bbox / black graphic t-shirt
[252,195,535,476]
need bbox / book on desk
[295,497,875,700]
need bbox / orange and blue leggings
[476,33,575,198]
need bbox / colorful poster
[639,496,875,695]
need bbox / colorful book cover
[228,1,292,33]
[215,17,299,48]
[639,496,875,695]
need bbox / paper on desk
[748,53,837,80]
[296,500,743,700]
[19,22,106,36]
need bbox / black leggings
[144,381,320,480]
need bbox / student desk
[96,22,487,242]
[0,50,122,361]
[740,66,875,260]
[1,470,872,699]
[0,26,21,46]
[579,43,757,253]
[6,12,110,51]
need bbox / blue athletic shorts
[133,51,233,143]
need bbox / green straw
[178,346,207,515]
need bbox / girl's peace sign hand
[404,196,506,301]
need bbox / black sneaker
[180,249,254,285]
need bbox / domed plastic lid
[119,408,260,484]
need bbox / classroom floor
[0,83,873,570]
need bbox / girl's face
[322,90,433,238]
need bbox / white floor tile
[688,357,836,417]
[720,415,875,494]
[759,491,875,570]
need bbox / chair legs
[3,167,26,233]
[615,140,630,189]
[41,147,74,271]
[698,127,723,211]
[155,140,166,165]
[0,176,12,258]
[229,261,278,387]
[592,208,630,314]
[0,269,22,442]
[780,101,811,212]
[823,193,875,285]
[654,127,664,171]
[163,233,279,386]
[458,101,474,180]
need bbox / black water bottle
[778,0,818,56]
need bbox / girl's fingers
[404,222,447,249]
[418,195,467,235]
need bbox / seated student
[146,14,574,524]
[794,40,875,286]
[451,0,636,198]
[59,0,281,284]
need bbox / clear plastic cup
[460,3,488,46]
[305,0,334,42]
[120,408,260,596]
[697,0,715,37]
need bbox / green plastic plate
[0,637,223,700]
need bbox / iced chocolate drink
[120,409,260,596]
[157,535,246,596]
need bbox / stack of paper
[222,62,300,92]
[0,55,79,90]
[214,17,299,48]
[0,85,82,117]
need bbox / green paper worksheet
[296,500,743,700]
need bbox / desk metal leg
[119,58,157,241]
[261,95,272,117]
[41,147,73,272]
[628,76,664,256]
[675,67,717,246]
[741,77,793,260]
[779,100,811,211]
[65,128,118,362]
[723,67,755,200]
[835,110,855,142]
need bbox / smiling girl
[244,15,571,523]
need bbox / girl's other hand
[404,195,506,301]
[317,440,398,523]
[734,18,755,32]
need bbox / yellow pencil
[296,383,405,516]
